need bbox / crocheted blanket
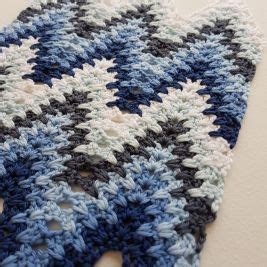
[0,0,263,266]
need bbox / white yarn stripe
[0,37,51,128]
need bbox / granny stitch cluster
[0,0,263,266]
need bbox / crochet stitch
[0,0,263,266]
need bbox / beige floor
[0,1,267,267]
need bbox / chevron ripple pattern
[0,0,263,266]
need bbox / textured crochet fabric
[0,0,264,266]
